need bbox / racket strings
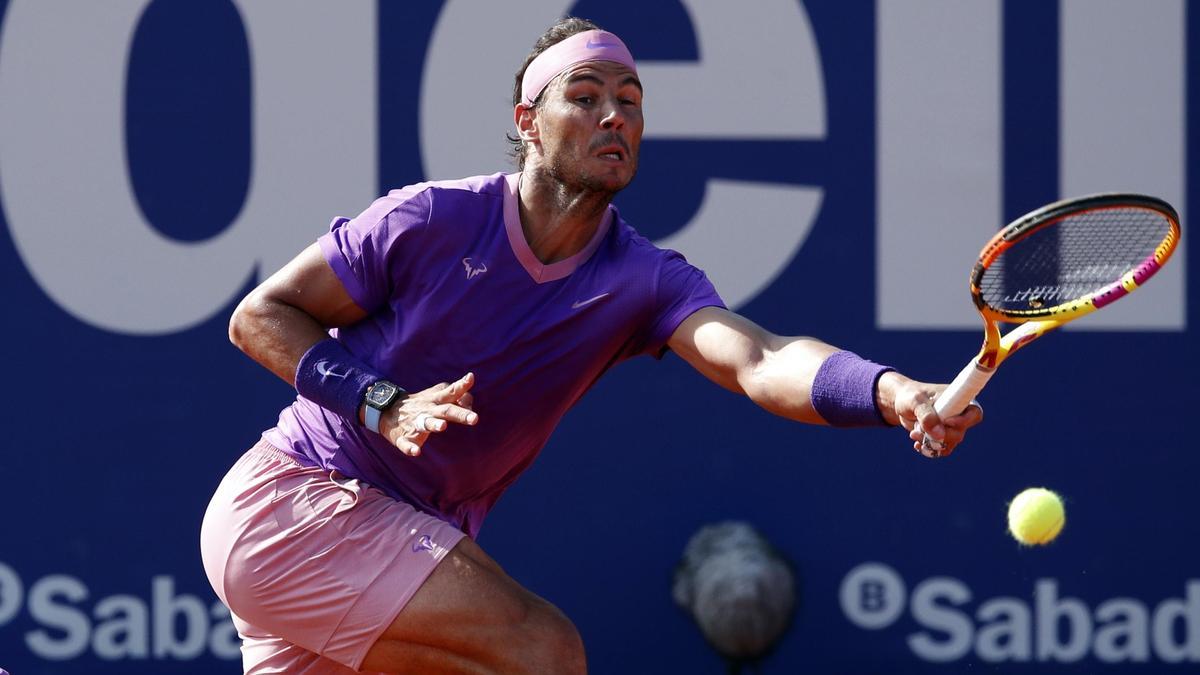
[978,207,1170,313]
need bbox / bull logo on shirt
[462,257,488,279]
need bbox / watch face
[367,382,398,407]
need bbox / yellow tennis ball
[1007,487,1065,545]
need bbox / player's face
[534,61,643,193]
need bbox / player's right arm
[667,307,983,454]
[229,243,367,384]
[229,243,477,455]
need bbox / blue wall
[0,1,1196,672]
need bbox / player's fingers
[396,438,422,457]
[402,427,430,444]
[457,392,475,409]
[913,440,950,456]
[944,401,984,428]
[398,413,432,440]
[434,403,479,426]
[912,439,946,456]
[436,372,475,402]
[914,404,945,443]
[941,429,966,450]
[913,435,954,458]
[412,413,444,433]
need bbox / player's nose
[598,100,625,130]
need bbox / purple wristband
[810,351,895,427]
[294,338,382,421]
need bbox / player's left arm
[666,307,983,450]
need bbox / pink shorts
[200,439,467,673]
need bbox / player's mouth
[595,145,625,162]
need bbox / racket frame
[922,193,1181,453]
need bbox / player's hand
[380,372,479,457]
[880,373,983,458]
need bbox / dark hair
[506,17,603,169]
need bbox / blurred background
[0,1,1194,672]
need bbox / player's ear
[514,104,539,142]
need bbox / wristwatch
[363,380,406,433]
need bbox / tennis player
[201,17,982,674]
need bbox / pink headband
[520,30,638,106]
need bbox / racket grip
[919,360,995,455]
[934,360,995,418]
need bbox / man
[201,17,981,675]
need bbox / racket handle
[919,360,995,455]
[935,360,995,417]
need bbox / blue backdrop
[1,1,1196,673]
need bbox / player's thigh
[362,537,585,674]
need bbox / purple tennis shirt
[264,172,723,537]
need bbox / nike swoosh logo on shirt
[571,293,611,309]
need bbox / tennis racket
[920,193,1181,455]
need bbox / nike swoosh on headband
[520,30,637,106]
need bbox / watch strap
[364,404,384,434]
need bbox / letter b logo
[841,562,907,630]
